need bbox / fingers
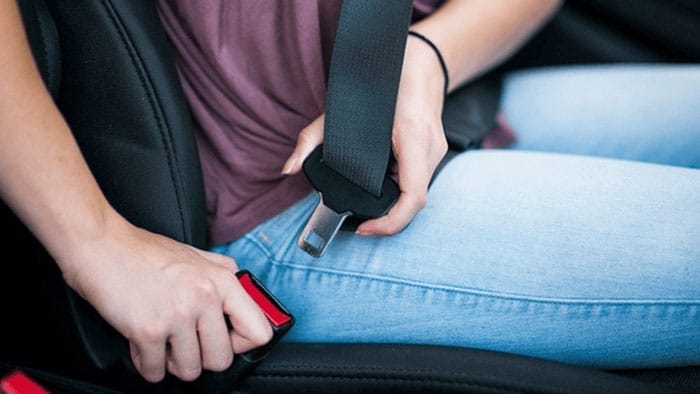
[223,278,274,354]
[129,276,272,383]
[130,334,167,383]
[193,248,273,352]
[356,123,446,236]
[130,314,229,383]
[125,248,271,384]
[197,307,234,372]
[356,143,429,236]
[281,114,324,175]
[167,328,202,381]
[356,192,426,236]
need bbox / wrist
[52,204,129,287]
[401,35,448,115]
[407,31,449,96]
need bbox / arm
[284,0,562,235]
[411,0,563,93]
[0,1,271,382]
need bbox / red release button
[1,371,50,394]
[238,272,292,328]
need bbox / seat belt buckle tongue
[298,196,352,257]
[297,145,399,257]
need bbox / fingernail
[281,155,298,175]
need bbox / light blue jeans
[213,65,700,369]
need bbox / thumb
[282,114,324,175]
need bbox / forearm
[0,1,122,272]
[411,0,562,92]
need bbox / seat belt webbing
[322,0,414,196]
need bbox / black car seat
[2,0,698,393]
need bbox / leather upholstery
[7,0,698,393]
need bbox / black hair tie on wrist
[407,30,449,96]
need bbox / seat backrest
[502,0,700,70]
[45,0,208,247]
[8,1,698,393]
[27,0,209,372]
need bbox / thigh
[501,64,700,168]
[218,150,700,368]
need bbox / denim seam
[240,233,700,307]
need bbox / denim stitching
[239,233,700,307]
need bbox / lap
[216,150,700,368]
[501,64,700,168]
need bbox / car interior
[1,0,699,393]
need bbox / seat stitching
[101,0,190,242]
[250,374,564,394]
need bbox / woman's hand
[60,216,273,383]
[282,35,448,236]
[282,0,564,236]
[0,1,272,383]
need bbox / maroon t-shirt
[156,1,440,245]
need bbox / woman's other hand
[281,34,448,236]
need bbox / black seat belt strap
[297,0,413,257]
[323,0,413,194]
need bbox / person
[1,0,698,385]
